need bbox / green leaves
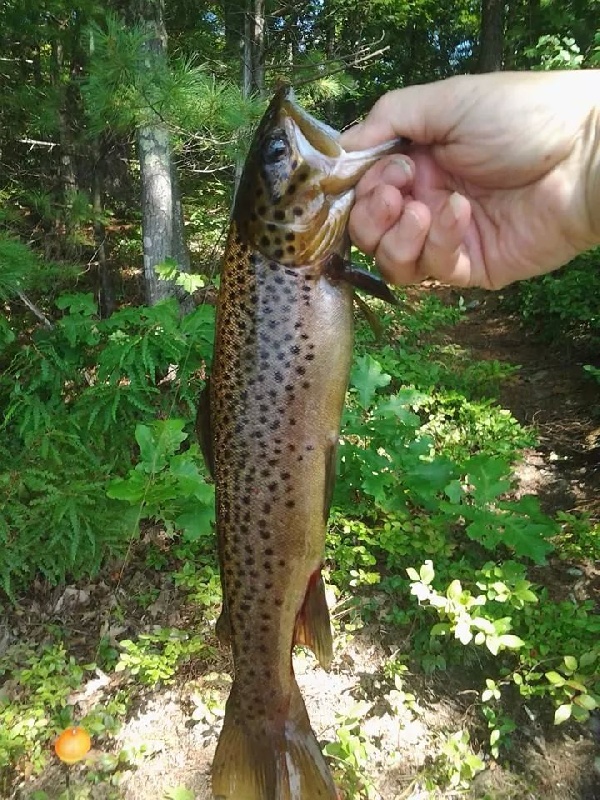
[350,354,391,409]
[107,420,215,545]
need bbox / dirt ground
[8,286,600,800]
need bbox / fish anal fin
[294,570,333,671]
[212,680,337,800]
[195,378,214,479]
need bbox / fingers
[349,185,475,286]
[415,192,474,286]
[371,201,431,284]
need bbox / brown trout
[201,87,401,800]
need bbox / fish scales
[204,87,403,800]
[212,220,352,712]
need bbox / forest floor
[5,284,600,800]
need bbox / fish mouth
[280,87,343,158]
[279,86,405,194]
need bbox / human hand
[341,71,600,289]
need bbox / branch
[17,290,54,329]
[18,138,59,150]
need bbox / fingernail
[390,156,413,177]
[440,192,463,229]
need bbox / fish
[199,85,403,800]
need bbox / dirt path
[436,286,600,518]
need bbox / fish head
[235,86,404,267]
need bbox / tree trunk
[233,0,267,197]
[51,38,78,247]
[134,0,192,308]
[242,0,266,99]
[478,0,505,72]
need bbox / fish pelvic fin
[212,679,337,800]
[294,570,333,671]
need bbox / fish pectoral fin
[294,571,333,671]
[212,679,338,800]
[344,265,399,304]
[195,378,215,479]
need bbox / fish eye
[264,134,288,164]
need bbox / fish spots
[273,209,286,221]
[293,206,304,216]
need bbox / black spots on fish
[262,502,271,514]
[286,182,297,196]
[296,365,306,376]
[305,352,315,361]
[267,222,277,232]
[286,245,295,255]
[302,380,311,389]
[273,209,286,222]
[260,235,270,248]
[285,383,294,393]
[285,499,296,508]
[292,206,304,217]
[257,204,267,215]
[273,248,284,260]
[284,232,295,243]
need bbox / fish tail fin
[294,570,333,670]
[212,679,337,800]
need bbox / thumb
[340,80,455,151]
